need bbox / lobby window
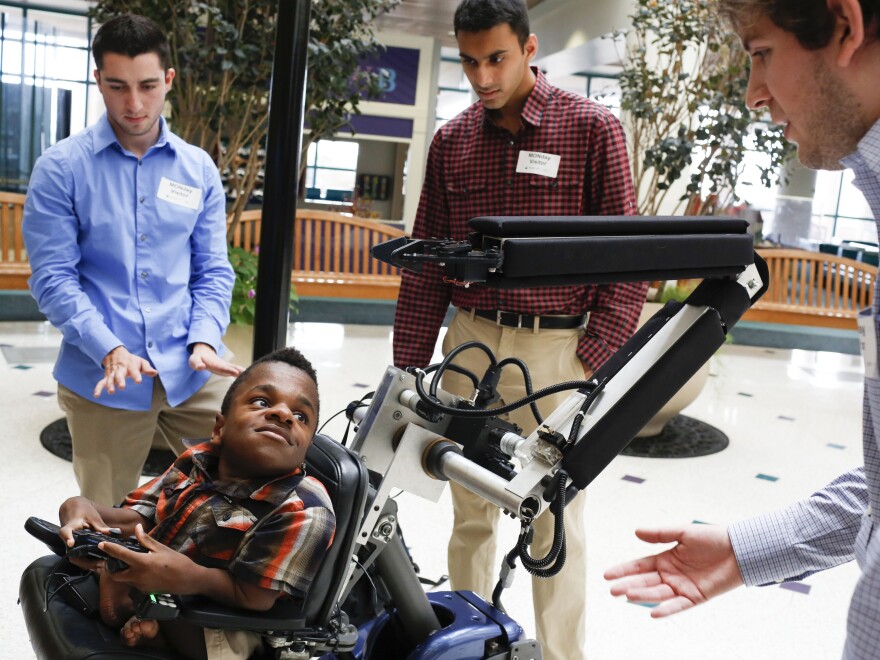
[0,5,93,191]
[811,169,875,243]
[304,139,359,204]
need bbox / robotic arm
[346,215,766,604]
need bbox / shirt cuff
[82,322,125,368]
[728,511,800,586]
[188,319,223,353]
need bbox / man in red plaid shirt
[392,0,646,657]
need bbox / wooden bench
[230,208,404,300]
[0,192,29,290]
[743,248,875,330]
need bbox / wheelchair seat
[19,433,369,659]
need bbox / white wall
[530,0,634,65]
[347,31,440,230]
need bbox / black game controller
[68,527,149,572]
[25,517,148,573]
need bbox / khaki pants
[441,310,587,660]
[58,373,232,506]
[203,627,263,660]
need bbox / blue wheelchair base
[340,590,525,659]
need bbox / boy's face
[212,362,319,481]
[94,51,174,155]
[740,14,867,170]
[457,23,537,113]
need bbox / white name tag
[157,177,202,210]
[858,307,879,379]
[516,150,561,178]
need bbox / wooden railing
[5,197,875,320]
[0,192,29,289]
[230,209,404,299]
[1,196,405,301]
[743,248,875,330]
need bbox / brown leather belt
[465,308,586,330]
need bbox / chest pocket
[154,196,201,241]
[445,180,496,236]
[192,503,258,562]
[523,172,583,216]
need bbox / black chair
[19,433,369,659]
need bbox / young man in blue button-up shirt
[23,14,241,506]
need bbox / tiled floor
[1,320,865,659]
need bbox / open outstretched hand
[603,524,745,617]
[189,342,242,377]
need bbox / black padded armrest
[468,215,749,237]
[173,595,306,631]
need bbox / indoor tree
[617,0,794,216]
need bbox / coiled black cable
[517,471,568,578]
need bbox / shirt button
[141,271,148,279]
[505,179,513,186]
[139,196,145,203]
[138,160,142,167]
[163,487,174,496]
[222,512,231,521]
[147,341,153,348]
[140,234,147,242]
[868,505,873,517]
[508,140,515,146]
[145,307,152,314]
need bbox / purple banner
[348,115,413,139]
[360,46,420,106]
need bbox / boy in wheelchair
[51,346,336,659]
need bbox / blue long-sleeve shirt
[23,114,234,410]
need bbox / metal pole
[374,532,443,645]
[253,0,310,358]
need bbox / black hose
[497,355,543,426]
[429,340,496,396]
[518,473,568,578]
[414,370,594,418]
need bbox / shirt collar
[93,113,173,156]
[188,440,305,505]
[520,67,550,128]
[840,119,880,172]
[481,66,549,132]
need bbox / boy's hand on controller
[102,524,198,595]
[58,496,112,548]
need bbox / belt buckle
[495,310,523,328]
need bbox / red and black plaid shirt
[393,69,646,369]
[124,441,335,599]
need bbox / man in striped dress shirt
[605,1,880,657]
[393,1,646,657]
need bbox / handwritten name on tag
[157,177,202,210]
[516,150,561,178]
